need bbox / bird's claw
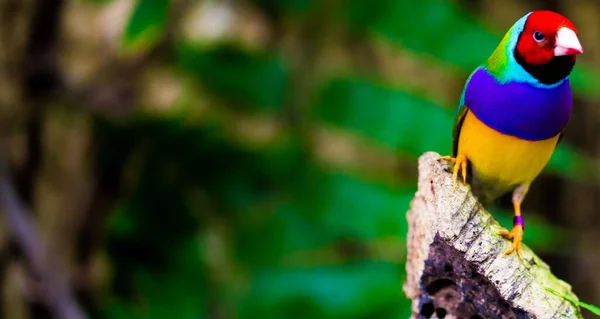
[438,155,468,191]
[499,225,524,261]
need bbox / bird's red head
[516,10,583,66]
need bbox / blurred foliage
[63,0,600,318]
[121,0,169,55]
[176,45,290,110]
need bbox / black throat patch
[514,49,575,85]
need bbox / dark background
[0,0,598,318]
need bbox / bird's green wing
[452,105,469,157]
[556,128,567,146]
[453,68,476,158]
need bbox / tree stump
[403,152,583,319]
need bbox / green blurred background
[1,0,599,318]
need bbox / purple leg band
[513,216,525,230]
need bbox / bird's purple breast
[463,68,572,141]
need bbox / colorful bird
[440,10,583,259]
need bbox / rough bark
[403,152,583,319]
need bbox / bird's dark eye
[533,31,545,42]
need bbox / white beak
[554,27,583,56]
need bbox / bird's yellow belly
[457,110,560,186]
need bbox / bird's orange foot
[438,154,468,190]
[499,224,524,261]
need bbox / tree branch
[0,154,86,319]
[403,152,583,318]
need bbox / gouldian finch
[440,10,583,259]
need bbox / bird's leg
[498,183,529,261]
[438,154,468,190]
